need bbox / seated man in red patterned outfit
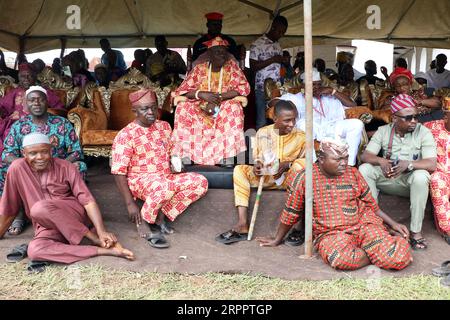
[257,138,413,270]
[112,89,208,249]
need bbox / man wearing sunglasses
[359,94,437,251]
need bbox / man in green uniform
[359,94,437,250]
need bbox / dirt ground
[1,159,449,280]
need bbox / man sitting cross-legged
[0,133,134,265]
[216,100,306,245]
[112,89,208,249]
[257,138,412,271]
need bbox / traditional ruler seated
[170,36,250,166]
[215,100,306,245]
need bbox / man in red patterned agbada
[171,36,250,165]
[112,89,208,248]
[424,106,450,245]
[257,138,412,271]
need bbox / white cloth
[280,92,363,165]
[423,69,450,89]
[250,34,282,91]
[300,68,321,81]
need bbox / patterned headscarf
[319,137,349,158]
[129,89,157,107]
[391,94,416,113]
[203,36,229,49]
[389,67,414,85]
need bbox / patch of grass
[1,263,449,300]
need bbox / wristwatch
[407,161,414,172]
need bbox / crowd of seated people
[0,11,449,278]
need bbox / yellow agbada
[233,124,306,207]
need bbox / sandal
[409,237,428,250]
[432,260,450,277]
[440,274,450,288]
[443,234,450,245]
[215,230,248,244]
[146,232,170,249]
[8,219,28,236]
[27,261,51,273]
[159,222,174,234]
[284,229,305,247]
[6,243,28,263]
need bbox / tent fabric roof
[0,0,449,53]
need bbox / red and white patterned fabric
[112,120,208,223]
[390,94,416,113]
[171,59,250,165]
[424,120,450,234]
[280,164,412,270]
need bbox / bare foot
[112,242,135,261]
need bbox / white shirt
[424,69,450,89]
[280,92,346,140]
[250,34,282,91]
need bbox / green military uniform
[359,123,437,233]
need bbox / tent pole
[303,0,313,257]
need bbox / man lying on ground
[0,133,134,264]
[257,138,412,271]
[216,100,306,245]
[112,89,208,249]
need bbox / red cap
[389,67,414,85]
[205,12,223,21]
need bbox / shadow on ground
[1,158,448,280]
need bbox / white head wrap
[25,85,47,97]
[22,132,51,148]
[301,67,321,82]
[319,137,349,157]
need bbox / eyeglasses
[395,114,418,122]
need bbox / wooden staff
[247,175,265,240]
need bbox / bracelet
[218,93,222,101]
[195,90,201,100]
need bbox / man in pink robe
[0,63,65,154]
[0,133,134,264]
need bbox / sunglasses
[395,114,418,121]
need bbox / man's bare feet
[111,242,135,260]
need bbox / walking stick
[247,175,265,240]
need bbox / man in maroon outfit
[0,132,134,264]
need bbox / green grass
[0,263,449,300]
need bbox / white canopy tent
[0,0,449,53]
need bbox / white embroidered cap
[22,132,51,148]
[25,85,47,97]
